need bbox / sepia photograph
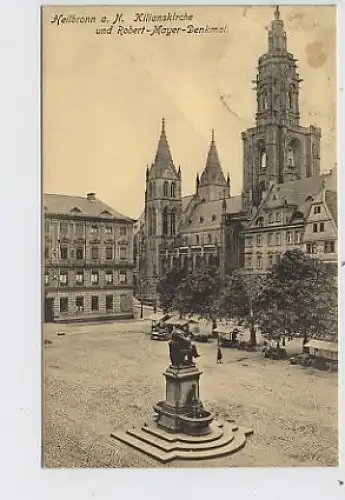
[42,4,338,468]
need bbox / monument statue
[168,329,200,367]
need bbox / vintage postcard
[42,5,338,468]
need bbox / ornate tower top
[254,6,302,127]
[199,129,226,187]
[148,118,179,180]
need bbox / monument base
[111,420,253,463]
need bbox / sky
[42,5,336,220]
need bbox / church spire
[149,118,178,179]
[199,129,226,187]
[268,5,287,52]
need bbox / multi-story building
[44,192,135,322]
[134,6,338,301]
[242,169,337,274]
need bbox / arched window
[287,89,293,109]
[163,181,169,197]
[171,182,176,198]
[152,208,157,236]
[170,209,176,236]
[287,146,294,167]
[260,149,267,170]
[162,207,169,235]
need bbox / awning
[305,340,338,353]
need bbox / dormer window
[313,205,321,214]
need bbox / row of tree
[157,249,338,344]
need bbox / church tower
[144,118,182,300]
[197,130,231,202]
[242,6,321,206]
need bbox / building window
[60,222,68,238]
[246,237,253,247]
[76,246,84,260]
[276,212,281,223]
[163,181,169,197]
[199,217,204,223]
[76,223,84,238]
[119,247,128,261]
[268,254,273,268]
[286,232,293,245]
[60,297,68,313]
[268,233,273,246]
[259,149,267,170]
[119,270,127,284]
[256,234,262,246]
[257,255,262,269]
[208,234,212,244]
[120,226,127,236]
[90,225,99,237]
[91,296,99,311]
[276,254,281,265]
[171,182,176,198]
[268,212,273,223]
[162,208,169,235]
[212,215,216,221]
[196,235,200,245]
[324,241,336,254]
[59,271,68,286]
[276,233,281,246]
[295,231,301,244]
[152,208,157,236]
[106,246,113,260]
[76,296,84,312]
[91,246,99,260]
[171,209,176,236]
[105,225,113,236]
[307,243,318,254]
[44,272,49,285]
[60,246,68,260]
[313,205,321,214]
[105,270,113,284]
[246,256,253,269]
[106,295,113,311]
[320,222,325,232]
[75,271,84,285]
[257,217,264,227]
[91,270,99,285]
[313,223,318,233]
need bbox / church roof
[199,130,227,187]
[148,118,178,180]
[180,196,242,232]
[44,193,133,222]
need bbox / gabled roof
[199,130,227,187]
[180,196,242,232]
[44,193,133,222]
[249,170,337,227]
[325,190,338,226]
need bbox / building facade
[44,192,135,322]
[134,6,338,301]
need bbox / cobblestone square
[43,318,338,468]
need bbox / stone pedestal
[153,364,214,435]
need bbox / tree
[258,249,338,341]
[218,271,265,345]
[178,267,222,320]
[157,266,186,314]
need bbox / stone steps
[143,422,225,443]
[111,422,253,463]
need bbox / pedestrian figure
[217,346,223,364]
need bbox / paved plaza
[43,318,338,468]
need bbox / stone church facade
[134,7,337,302]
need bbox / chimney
[87,192,96,201]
